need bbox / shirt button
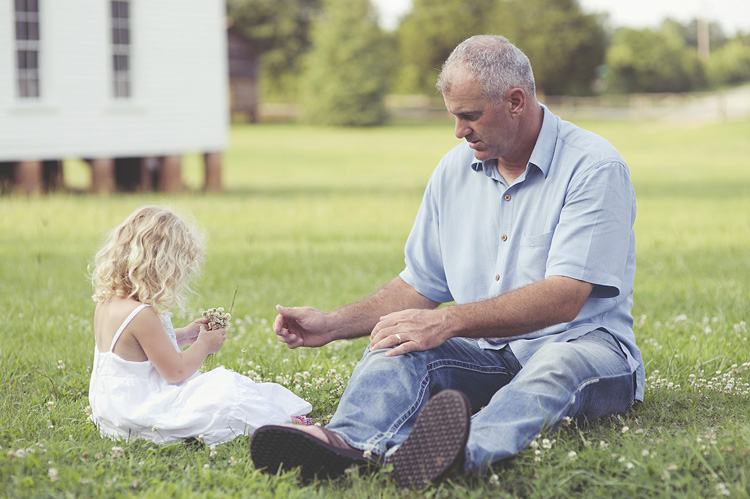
[501,234,508,241]
[504,194,511,201]
[495,274,500,281]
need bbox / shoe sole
[250,425,374,481]
[389,389,471,490]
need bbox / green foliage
[395,0,494,95]
[708,38,750,86]
[299,0,389,126]
[605,24,707,93]
[490,0,607,96]
[2,119,750,496]
[226,0,321,99]
[661,18,730,51]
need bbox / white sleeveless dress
[88,304,312,446]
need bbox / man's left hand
[369,308,453,357]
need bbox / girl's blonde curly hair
[91,206,205,313]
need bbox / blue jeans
[327,329,635,473]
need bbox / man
[250,35,644,490]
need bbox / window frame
[110,0,132,99]
[14,0,42,99]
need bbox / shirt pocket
[517,230,554,284]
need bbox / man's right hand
[273,304,335,349]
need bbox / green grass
[1,116,750,497]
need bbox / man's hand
[369,308,453,357]
[273,304,335,349]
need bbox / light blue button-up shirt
[400,105,645,401]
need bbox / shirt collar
[470,104,557,179]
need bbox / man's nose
[455,120,471,139]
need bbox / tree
[490,0,607,96]
[226,0,321,99]
[707,38,750,86]
[662,18,729,51]
[395,0,494,95]
[605,24,706,93]
[299,0,389,126]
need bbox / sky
[372,0,750,35]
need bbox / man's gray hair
[436,35,536,103]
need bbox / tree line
[227,0,750,126]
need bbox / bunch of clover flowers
[202,307,231,330]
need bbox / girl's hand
[176,318,209,348]
[197,325,226,354]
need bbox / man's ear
[507,88,526,117]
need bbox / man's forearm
[443,276,594,340]
[329,277,439,340]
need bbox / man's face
[442,71,518,163]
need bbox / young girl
[88,205,312,445]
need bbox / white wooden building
[0,0,228,193]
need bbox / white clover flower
[489,473,500,485]
[110,446,124,458]
[202,307,231,330]
[48,468,59,482]
[568,451,577,461]
[621,426,630,433]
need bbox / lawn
[1,115,749,498]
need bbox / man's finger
[384,341,417,357]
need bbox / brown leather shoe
[250,424,379,481]
[388,389,471,490]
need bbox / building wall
[0,0,228,161]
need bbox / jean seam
[427,359,514,376]
[556,370,635,422]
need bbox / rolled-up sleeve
[399,176,454,304]
[545,161,636,298]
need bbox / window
[15,0,41,98]
[111,0,131,98]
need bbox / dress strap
[109,304,150,352]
